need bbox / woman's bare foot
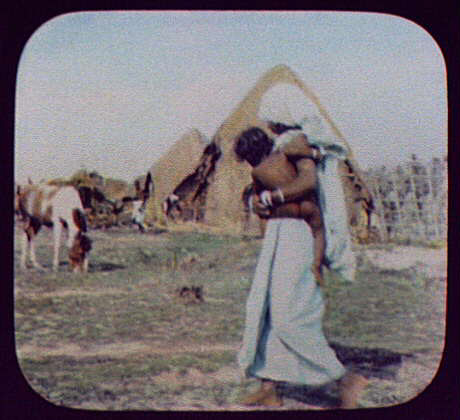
[240,380,283,407]
[339,371,369,409]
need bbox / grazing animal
[122,172,153,233]
[15,184,92,272]
[176,285,204,304]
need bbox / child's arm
[270,202,301,218]
[255,132,321,206]
[250,176,271,218]
[272,158,318,203]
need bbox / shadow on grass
[330,342,412,380]
[148,228,168,235]
[277,343,413,407]
[89,262,126,272]
[112,227,168,235]
[58,260,126,272]
[277,382,340,408]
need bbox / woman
[236,84,367,408]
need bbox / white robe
[238,111,355,385]
[237,219,346,385]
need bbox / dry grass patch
[14,225,446,410]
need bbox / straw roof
[146,129,208,223]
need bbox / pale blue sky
[15,11,447,183]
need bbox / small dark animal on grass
[15,184,92,273]
[176,285,204,304]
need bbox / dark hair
[268,121,302,135]
[234,127,274,167]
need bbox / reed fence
[365,155,447,242]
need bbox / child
[235,126,326,286]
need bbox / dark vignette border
[1,1,458,420]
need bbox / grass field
[14,224,447,411]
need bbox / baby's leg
[270,202,300,218]
[299,201,325,287]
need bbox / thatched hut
[158,65,375,240]
[146,129,208,224]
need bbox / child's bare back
[251,151,326,286]
[252,151,318,221]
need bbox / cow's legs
[83,256,89,273]
[29,236,45,270]
[67,224,82,273]
[67,221,81,248]
[19,230,29,269]
[52,222,63,271]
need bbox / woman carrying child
[236,83,367,408]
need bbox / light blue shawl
[274,114,356,283]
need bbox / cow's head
[68,208,92,272]
[69,232,92,273]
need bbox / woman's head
[234,127,274,167]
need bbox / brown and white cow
[15,184,92,272]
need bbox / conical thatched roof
[159,65,374,239]
[146,129,208,223]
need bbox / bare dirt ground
[14,225,447,411]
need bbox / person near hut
[236,83,368,408]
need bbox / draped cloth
[238,87,356,384]
[237,219,346,384]
[273,114,356,284]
